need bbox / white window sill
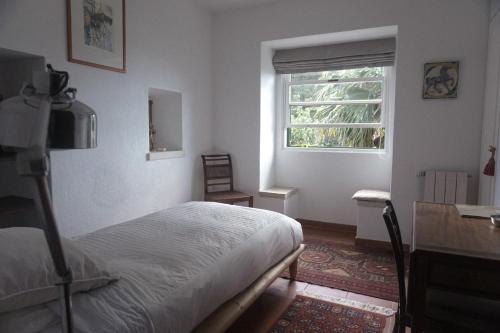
[146,150,184,161]
[282,147,388,154]
[259,187,298,199]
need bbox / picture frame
[422,61,459,99]
[67,0,126,73]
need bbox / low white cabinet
[352,189,391,242]
[258,187,298,219]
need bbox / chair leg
[394,311,408,333]
[289,258,298,280]
[248,196,254,207]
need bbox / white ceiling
[195,0,283,12]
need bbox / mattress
[0,201,303,333]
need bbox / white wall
[0,0,214,236]
[259,44,276,190]
[213,0,489,241]
[480,0,500,205]
[275,152,391,224]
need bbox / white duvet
[0,202,303,333]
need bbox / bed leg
[289,258,298,281]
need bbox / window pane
[289,81,382,103]
[287,127,385,149]
[290,67,383,82]
[290,104,381,124]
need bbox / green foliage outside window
[287,67,386,149]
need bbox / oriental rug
[268,295,388,333]
[282,238,399,301]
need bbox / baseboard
[355,237,410,251]
[297,218,356,234]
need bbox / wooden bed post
[289,257,298,280]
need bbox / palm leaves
[288,67,385,149]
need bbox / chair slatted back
[386,200,404,258]
[201,154,234,194]
[382,201,407,333]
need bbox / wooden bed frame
[194,243,305,333]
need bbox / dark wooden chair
[382,202,408,333]
[382,201,500,333]
[201,154,253,207]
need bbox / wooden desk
[409,202,500,332]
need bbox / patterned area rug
[268,295,387,333]
[282,238,399,301]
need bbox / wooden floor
[227,225,400,333]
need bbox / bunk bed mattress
[0,201,303,333]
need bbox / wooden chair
[382,202,407,333]
[201,154,253,207]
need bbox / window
[283,66,390,150]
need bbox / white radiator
[423,171,468,204]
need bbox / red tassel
[484,157,495,176]
[483,146,496,176]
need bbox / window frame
[281,67,392,152]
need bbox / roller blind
[272,38,396,74]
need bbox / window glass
[284,66,388,150]
[290,67,383,82]
[287,127,385,149]
[289,81,382,103]
[289,104,381,125]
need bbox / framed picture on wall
[67,0,126,73]
[422,61,459,99]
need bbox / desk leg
[411,251,429,333]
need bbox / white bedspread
[0,202,303,333]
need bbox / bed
[0,201,304,333]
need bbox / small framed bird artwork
[422,61,459,99]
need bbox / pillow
[0,227,118,313]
